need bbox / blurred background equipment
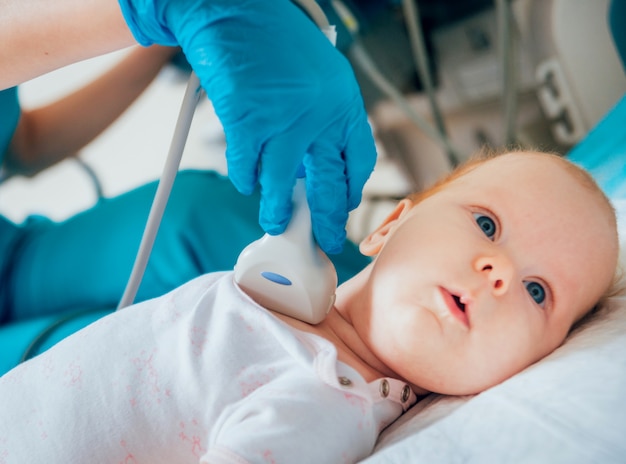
[330,0,626,181]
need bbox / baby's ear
[359,199,413,256]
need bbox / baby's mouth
[452,294,466,313]
[439,287,470,328]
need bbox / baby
[0,151,619,463]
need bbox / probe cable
[117,72,203,309]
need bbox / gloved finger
[257,133,307,235]
[304,141,349,255]
[224,125,264,196]
[343,116,378,211]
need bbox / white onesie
[0,272,415,463]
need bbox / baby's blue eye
[525,281,546,306]
[474,214,496,240]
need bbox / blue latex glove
[117,0,377,254]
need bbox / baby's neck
[270,307,396,383]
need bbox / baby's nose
[474,255,514,296]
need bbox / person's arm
[4,45,178,176]
[0,0,135,90]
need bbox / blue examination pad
[567,93,626,200]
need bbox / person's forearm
[6,45,178,176]
[0,0,136,90]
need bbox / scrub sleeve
[0,87,22,320]
[0,87,19,158]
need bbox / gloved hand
[117,0,377,254]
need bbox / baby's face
[357,153,617,395]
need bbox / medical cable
[401,0,459,166]
[496,0,517,146]
[117,72,203,309]
[331,0,462,164]
[349,42,461,157]
[293,0,330,29]
[74,157,105,201]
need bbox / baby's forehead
[457,154,599,206]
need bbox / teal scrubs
[0,89,371,375]
[0,87,19,155]
[0,87,23,319]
